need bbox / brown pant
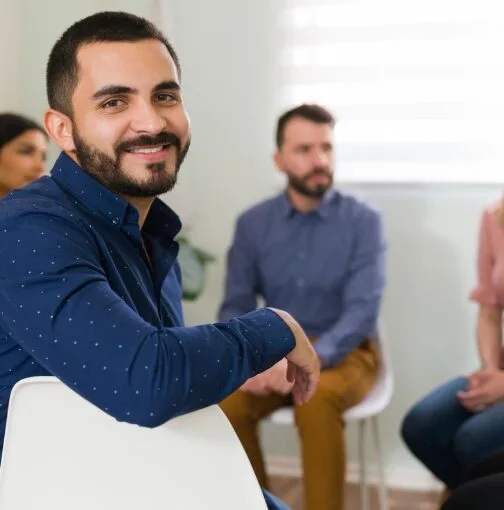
[220,341,379,510]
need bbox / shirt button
[299,251,306,260]
[297,278,305,288]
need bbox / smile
[126,144,170,154]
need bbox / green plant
[176,235,215,301]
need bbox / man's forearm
[313,308,378,368]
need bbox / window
[279,0,504,183]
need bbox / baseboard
[266,455,443,492]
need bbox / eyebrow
[91,81,180,101]
[92,85,136,101]
[152,81,180,93]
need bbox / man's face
[69,39,190,198]
[275,117,334,199]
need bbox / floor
[269,475,443,510]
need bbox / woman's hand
[457,370,504,412]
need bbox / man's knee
[220,391,253,425]
[294,387,345,432]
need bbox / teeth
[131,146,164,154]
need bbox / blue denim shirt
[219,190,386,368]
[0,152,295,460]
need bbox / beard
[286,167,333,199]
[72,128,190,198]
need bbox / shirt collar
[280,187,338,219]
[50,151,181,241]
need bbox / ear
[43,109,75,152]
[273,150,285,174]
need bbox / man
[0,12,320,510]
[219,104,387,510]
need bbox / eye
[17,146,35,156]
[102,98,126,109]
[155,92,177,104]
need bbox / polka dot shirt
[0,152,295,460]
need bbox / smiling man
[0,12,321,510]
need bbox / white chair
[0,376,268,510]
[270,327,394,510]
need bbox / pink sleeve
[469,209,498,307]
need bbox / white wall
[0,0,21,111]
[162,0,503,487]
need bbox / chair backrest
[0,377,267,510]
[378,321,393,381]
[344,321,394,419]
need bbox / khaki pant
[220,341,379,510]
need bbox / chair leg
[358,419,370,510]
[371,416,389,510]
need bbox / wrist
[482,363,500,372]
[316,351,327,370]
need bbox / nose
[130,101,166,135]
[33,155,46,175]
[311,150,329,168]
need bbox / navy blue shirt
[219,190,386,368]
[0,152,295,460]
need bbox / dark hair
[46,11,181,117]
[276,104,336,149]
[0,113,46,151]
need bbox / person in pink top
[401,202,504,495]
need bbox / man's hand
[240,374,269,396]
[240,359,294,396]
[457,370,504,412]
[268,308,321,405]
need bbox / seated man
[0,12,321,510]
[219,104,387,510]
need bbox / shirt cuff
[238,308,296,371]
[313,339,340,369]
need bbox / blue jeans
[262,489,291,509]
[401,376,504,489]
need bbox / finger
[467,378,477,391]
[463,401,487,413]
[458,388,483,400]
[459,393,488,408]
[305,364,320,399]
[299,365,320,404]
[293,371,315,405]
[461,401,479,412]
[280,379,295,394]
[286,362,296,383]
[469,376,485,390]
[292,384,304,405]
[270,372,295,395]
[290,373,306,405]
